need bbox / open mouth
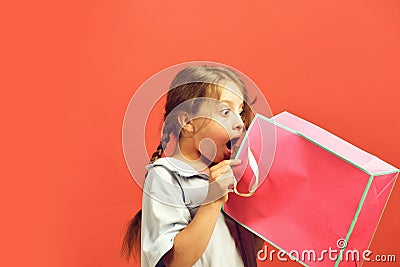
[226,136,241,152]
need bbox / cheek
[194,118,230,148]
[207,122,229,142]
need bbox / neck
[171,138,211,174]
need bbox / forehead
[218,81,244,105]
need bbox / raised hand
[203,159,242,205]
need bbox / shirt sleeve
[141,166,191,267]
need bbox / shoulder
[143,158,188,208]
[144,158,182,188]
[147,157,206,177]
[144,157,210,208]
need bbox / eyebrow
[220,99,244,110]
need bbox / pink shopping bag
[223,111,399,267]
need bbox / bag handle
[233,147,259,197]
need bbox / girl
[121,65,264,266]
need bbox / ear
[178,112,194,133]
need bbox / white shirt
[141,157,244,267]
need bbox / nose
[232,113,244,132]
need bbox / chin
[215,153,229,163]
[203,149,230,164]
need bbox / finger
[210,169,235,183]
[209,160,227,172]
[228,159,242,166]
[210,164,238,182]
[216,163,237,177]
[210,159,242,173]
[210,165,231,179]
[217,173,235,187]
[211,159,241,169]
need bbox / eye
[220,108,231,116]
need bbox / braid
[149,126,171,163]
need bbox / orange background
[1,0,399,266]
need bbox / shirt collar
[146,157,209,179]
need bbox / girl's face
[190,81,245,163]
